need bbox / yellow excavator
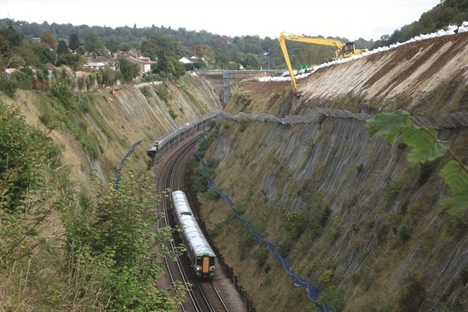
[278,31,369,95]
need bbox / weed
[317,285,346,312]
[237,226,255,254]
[304,137,315,157]
[238,118,247,132]
[254,248,269,268]
[204,189,220,200]
[398,272,426,311]
[235,203,247,215]
[377,222,389,242]
[222,120,231,130]
[317,269,334,285]
[168,108,178,120]
[397,223,412,241]
[283,210,307,239]
[276,240,292,257]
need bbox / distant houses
[3,44,209,87]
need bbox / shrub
[154,84,170,103]
[169,108,178,120]
[0,73,17,98]
[13,68,33,90]
[140,86,152,98]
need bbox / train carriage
[171,190,216,279]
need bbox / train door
[202,256,210,274]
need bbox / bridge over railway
[197,70,284,105]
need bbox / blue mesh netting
[200,157,332,312]
[116,140,143,190]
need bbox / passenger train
[171,190,216,279]
[146,113,219,160]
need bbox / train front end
[195,251,216,279]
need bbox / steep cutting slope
[198,31,468,311]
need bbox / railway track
[151,133,239,312]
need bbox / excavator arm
[278,31,368,95]
[278,33,299,94]
[278,31,346,95]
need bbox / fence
[220,109,468,129]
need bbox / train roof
[172,190,215,256]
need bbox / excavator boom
[278,31,368,95]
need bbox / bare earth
[241,31,468,114]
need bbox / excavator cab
[342,43,355,57]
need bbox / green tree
[191,43,215,59]
[100,64,121,86]
[7,55,25,68]
[118,57,139,82]
[0,101,57,212]
[141,35,181,60]
[68,33,80,52]
[154,57,185,78]
[56,39,70,56]
[0,24,23,64]
[24,39,54,65]
[0,25,23,51]
[40,30,58,51]
[240,52,260,69]
[84,31,104,55]
[105,38,119,54]
[56,53,84,71]
[215,52,230,68]
[40,47,56,64]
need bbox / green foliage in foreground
[63,171,188,311]
[0,101,59,212]
[365,109,468,214]
[1,101,188,310]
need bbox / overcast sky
[0,0,442,41]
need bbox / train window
[209,256,215,266]
[181,212,192,216]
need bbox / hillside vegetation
[0,76,222,310]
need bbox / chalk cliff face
[199,32,468,311]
